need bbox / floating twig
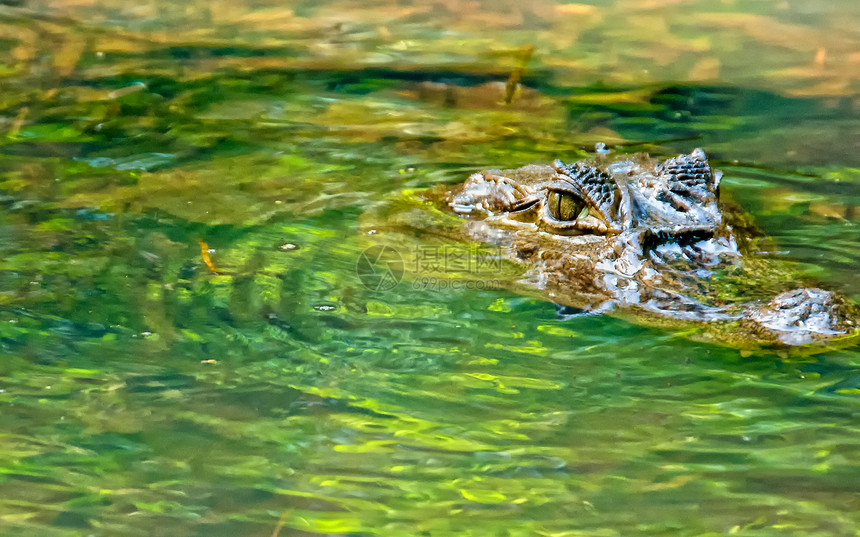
[504,45,534,104]
[270,509,293,537]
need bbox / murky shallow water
[0,1,858,536]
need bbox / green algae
[0,1,858,536]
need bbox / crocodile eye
[547,190,589,221]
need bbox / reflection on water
[0,1,858,536]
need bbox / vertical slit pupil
[548,191,586,221]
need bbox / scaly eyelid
[545,180,585,197]
[509,196,540,212]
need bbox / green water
[0,1,859,536]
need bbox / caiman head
[433,148,858,349]
[450,148,721,239]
